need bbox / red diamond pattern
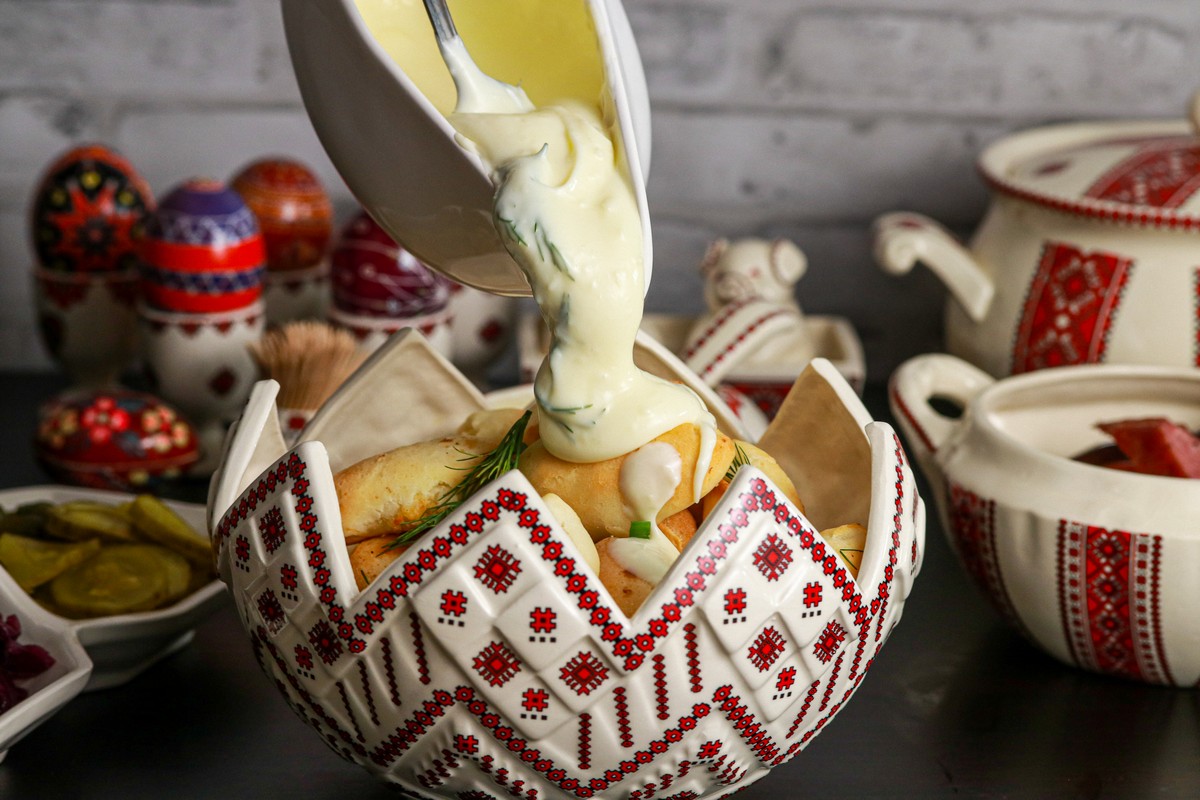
[813,620,847,665]
[473,544,522,594]
[472,641,522,688]
[747,626,787,672]
[559,650,609,696]
[753,534,793,582]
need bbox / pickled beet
[0,612,56,713]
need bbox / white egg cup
[138,301,266,473]
[328,304,453,358]
[262,262,332,325]
[32,268,139,388]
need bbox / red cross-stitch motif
[747,626,787,672]
[753,534,793,581]
[530,606,557,634]
[257,506,286,553]
[776,666,797,692]
[802,581,822,608]
[453,734,479,755]
[307,619,343,665]
[1012,242,1132,374]
[473,545,522,594]
[440,590,467,618]
[522,688,550,713]
[813,620,847,665]
[559,651,609,696]
[724,588,747,616]
[472,641,522,688]
[1084,137,1200,209]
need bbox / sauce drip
[611,441,683,584]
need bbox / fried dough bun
[699,441,805,522]
[519,423,736,540]
[335,408,525,543]
[820,523,866,579]
[542,493,600,575]
[350,537,409,590]
[596,536,657,617]
[659,508,698,553]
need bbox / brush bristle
[249,321,368,410]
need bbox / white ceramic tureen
[874,98,1200,378]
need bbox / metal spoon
[420,0,533,114]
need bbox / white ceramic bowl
[890,354,1200,686]
[280,0,653,297]
[0,564,91,763]
[208,331,924,798]
[0,486,226,690]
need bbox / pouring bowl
[280,0,653,297]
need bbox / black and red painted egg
[29,144,155,273]
[34,388,200,492]
[330,210,451,318]
[230,157,333,273]
[138,178,266,314]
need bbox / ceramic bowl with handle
[280,0,652,297]
[874,98,1200,378]
[889,353,1200,686]
[207,331,923,798]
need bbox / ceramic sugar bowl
[889,353,1200,685]
[874,100,1200,378]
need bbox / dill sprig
[725,442,751,482]
[391,410,532,547]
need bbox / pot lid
[978,115,1200,231]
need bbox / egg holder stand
[206,328,924,797]
[0,487,225,761]
[32,268,140,390]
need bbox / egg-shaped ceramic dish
[138,179,266,314]
[230,157,333,273]
[29,143,154,274]
[35,388,200,491]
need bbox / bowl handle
[872,212,994,322]
[888,354,993,481]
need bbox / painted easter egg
[330,210,452,317]
[138,178,266,313]
[30,144,154,273]
[230,157,333,273]
[35,388,200,491]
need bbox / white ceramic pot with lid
[281,0,653,298]
[874,97,1200,378]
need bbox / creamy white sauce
[445,50,717,466]
[611,441,684,583]
[620,441,681,524]
[439,35,532,115]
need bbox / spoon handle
[422,0,460,45]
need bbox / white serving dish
[0,564,91,763]
[874,100,1200,378]
[890,354,1200,685]
[0,486,226,691]
[207,329,923,798]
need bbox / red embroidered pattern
[1056,521,1172,684]
[946,482,1027,637]
[1012,242,1132,374]
[1084,138,1200,209]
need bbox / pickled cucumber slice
[49,544,191,618]
[44,502,135,543]
[129,495,211,567]
[0,533,102,592]
[0,503,53,538]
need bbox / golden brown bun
[659,508,697,553]
[820,523,866,579]
[596,537,655,617]
[334,408,523,543]
[349,537,408,590]
[542,493,600,574]
[519,424,736,540]
[699,442,805,523]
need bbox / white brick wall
[1,0,1197,380]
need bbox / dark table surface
[0,371,1196,800]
